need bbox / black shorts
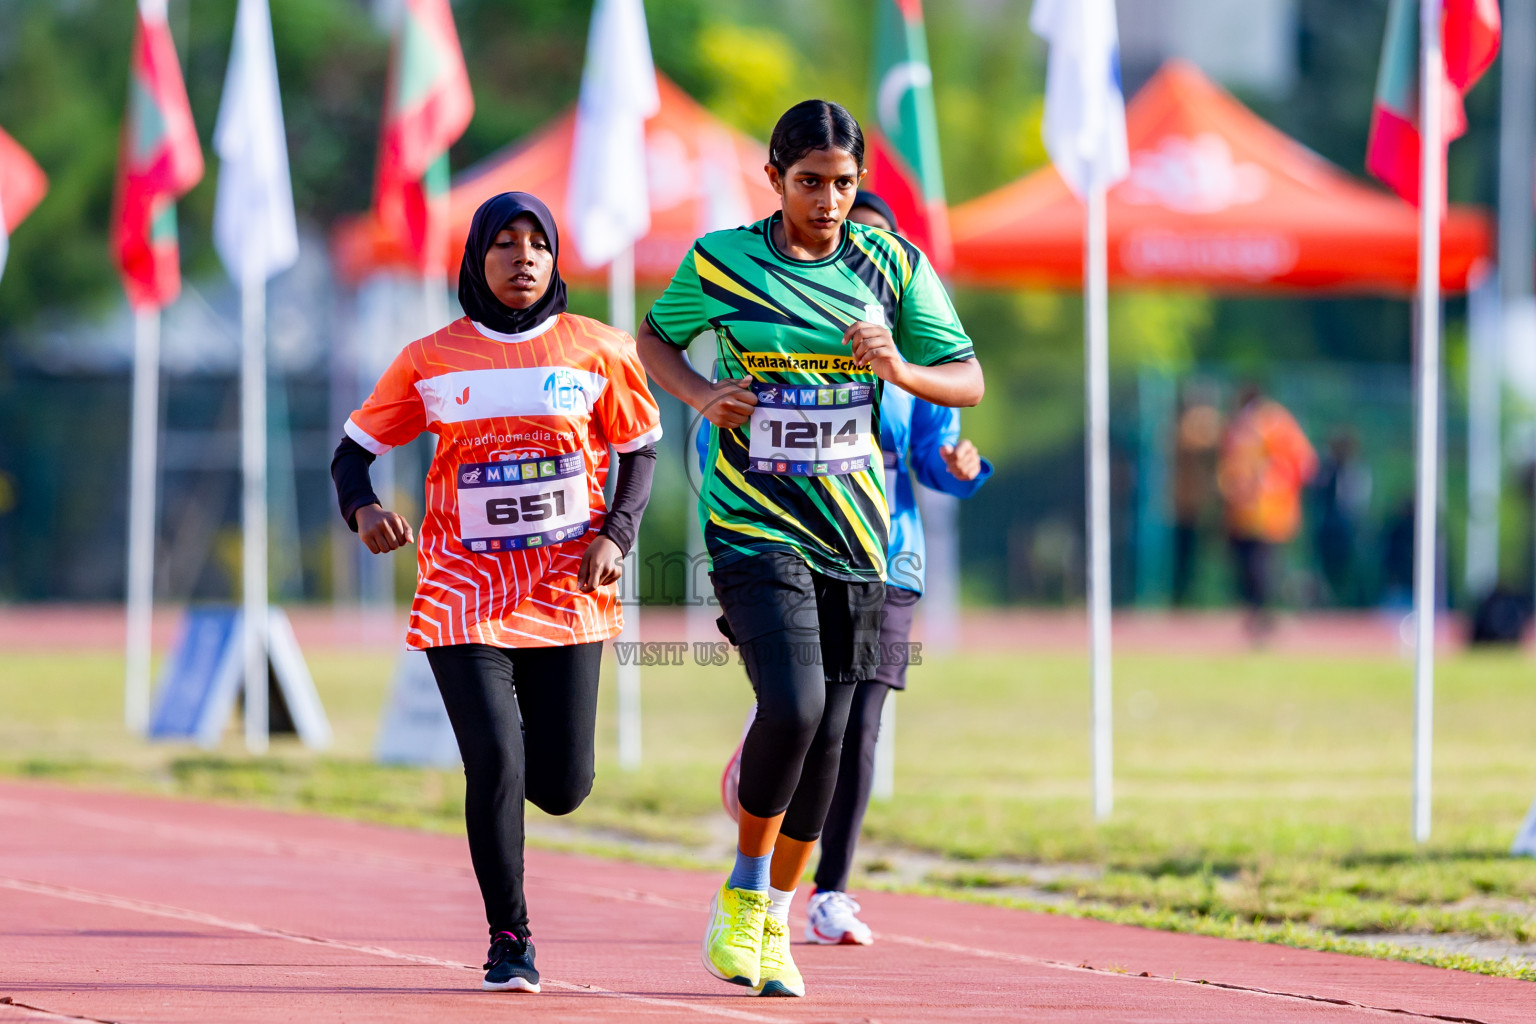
[874,584,920,690]
[710,551,885,683]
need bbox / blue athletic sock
[727,849,771,892]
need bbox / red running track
[0,780,1529,1024]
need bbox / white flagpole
[422,178,448,475]
[422,158,452,334]
[218,0,298,754]
[125,307,161,732]
[610,244,642,772]
[1031,0,1126,821]
[241,256,270,754]
[568,0,658,772]
[1086,177,1114,821]
[1464,273,1500,598]
[1412,0,1444,844]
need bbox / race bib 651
[456,452,589,553]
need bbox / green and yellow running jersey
[645,213,975,581]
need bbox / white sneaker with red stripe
[803,889,873,945]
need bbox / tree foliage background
[0,0,1511,604]
[6,0,1492,335]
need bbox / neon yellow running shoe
[752,913,805,997]
[702,883,769,987]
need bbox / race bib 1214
[746,382,875,477]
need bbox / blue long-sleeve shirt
[878,385,992,594]
[693,385,991,594]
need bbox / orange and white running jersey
[346,313,663,649]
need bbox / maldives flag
[112,0,204,310]
[865,0,952,272]
[372,0,474,273]
[1367,0,1500,208]
[0,126,49,282]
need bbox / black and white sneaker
[483,931,540,992]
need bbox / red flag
[1367,0,1500,208]
[112,2,204,310]
[0,125,48,282]
[1445,0,1501,90]
[0,126,48,233]
[372,0,474,272]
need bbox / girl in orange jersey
[330,192,662,993]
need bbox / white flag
[568,0,660,266]
[213,0,298,282]
[698,128,750,236]
[1031,0,1130,196]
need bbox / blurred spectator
[1312,429,1372,606]
[1217,385,1318,641]
[1378,497,1416,608]
[1171,387,1222,606]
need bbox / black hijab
[458,191,568,334]
[852,190,899,234]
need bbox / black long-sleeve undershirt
[329,437,656,556]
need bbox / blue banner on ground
[148,606,330,749]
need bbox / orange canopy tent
[334,75,781,286]
[949,61,1491,294]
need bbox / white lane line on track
[0,796,1503,1023]
[873,935,1499,1024]
[0,998,120,1024]
[520,880,1502,1024]
[0,876,779,1024]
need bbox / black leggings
[425,642,602,939]
[813,584,918,891]
[738,657,858,842]
[713,553,882,843]
[813,680,892,892]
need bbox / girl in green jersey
[638,99,984,997]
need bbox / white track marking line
[0,796,1501,1023]
[0,999,117,1024]
[873,935,1497,1024]
[0,876,779,1024]
[520,880,1492,1022]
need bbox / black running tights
[736,647,858,843]
[812,680,892,893]
[713,553,880,844]
[425,642,602,939]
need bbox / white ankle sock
[766,885,795,924]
